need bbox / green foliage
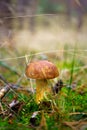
[1,81,87,129]
[1,46,87,129]
[59,87,87,113]
[39,0,65,13]
[46,115,59,130]
[18,94,39,124]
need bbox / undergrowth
[0,47,87,130]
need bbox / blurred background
[0,0,87,51]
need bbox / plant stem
[69,45,77,85]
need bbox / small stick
[69,112,87,116]
[0,85,11,99]
[63,121,77,130]
[0,102,5,115]
[0,74,13,99]
[77,121,87,129]
[9,100,19,108]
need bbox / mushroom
[25,60,59,103]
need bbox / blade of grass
[0,61,20,76]
[69,46,77,85]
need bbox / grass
[0,47,87,129]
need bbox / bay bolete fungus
[25,60,59,103]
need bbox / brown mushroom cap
[25,60,59,79]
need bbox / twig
[0,102,5,115]
[63,119,87,130]
[9,99,24,114]
[0,85,11,99]
[69,112,87,116]
[2,101,20,119]
[0,110,8,116]
[77,121,87,129]
[63,121,77,130]
[9,100,19,108]
[0,74,12,99]
[0,73,35,92]
[0,74,21,89]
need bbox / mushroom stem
[36,79,50,103]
